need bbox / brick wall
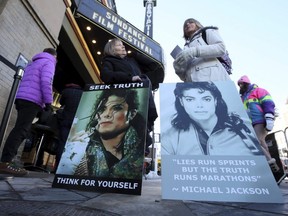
[0,0,59,154]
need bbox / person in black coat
[101,40,142,84]
[55,83,83,169]
[101,38,158,155]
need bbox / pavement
[0,171,288,216]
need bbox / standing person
[55,83,83,170]
[100,38,158,155]
[238,75,279,172]
[161,82,261,156]
[173,18,231,82]
[100,38,143,84]
[59,89,146,179]
[0,48,57,176]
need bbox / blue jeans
[1,99,42,162]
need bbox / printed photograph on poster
[161,81,262,156]
[160,81,283,203]
[53,82,149,195]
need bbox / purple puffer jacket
[16,52,56,108]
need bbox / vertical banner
[52,82,149,195]
[160,81,283,203]
[144,0,154,38]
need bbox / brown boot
[0,162,28,177]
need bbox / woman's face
[238,82,249,94]
[113,40,126,58]
[96,95,131,137]
[184,21,198,37]
[180,89,216,121]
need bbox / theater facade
[0,0,164,157]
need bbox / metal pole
[284,127,288,147]
[0,66,24,149]
[150,89,156,171]
[143,0,157,171]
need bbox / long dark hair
[172,82,229,130]
[86,89,146,138]
[171,82,261,154]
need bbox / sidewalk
[0,171,288,216]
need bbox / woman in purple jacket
[0,48,57,176]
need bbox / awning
[72,0,165,89]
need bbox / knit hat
[238,75,251,85]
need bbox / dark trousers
[1,99,42,162]
[55,121,71,168]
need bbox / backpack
[201,27,232,75]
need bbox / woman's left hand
[132,75,142,82]
[175,48,197,65]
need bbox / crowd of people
[0,17,280,178]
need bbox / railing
[270,128,288,152]
[0,55,24,150]
[284,127,288,147]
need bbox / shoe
[268,158,280,172]
[0,162,28,177]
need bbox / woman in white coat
[173,18,231,82]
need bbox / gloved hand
[44,103,53,112]
[174,47,198,66]
[265,113,275,131]
[132,75,142,82]
[39,104,53,124]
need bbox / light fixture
[92,40,96,44]
[86,26,91,31]
[97,51,101,55]
[127,50,132,54]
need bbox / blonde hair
[183,18,203,40]
[103,38,122,56]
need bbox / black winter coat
[100,55,158,135]
[100,55,142,84]
[59,86,83,126]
